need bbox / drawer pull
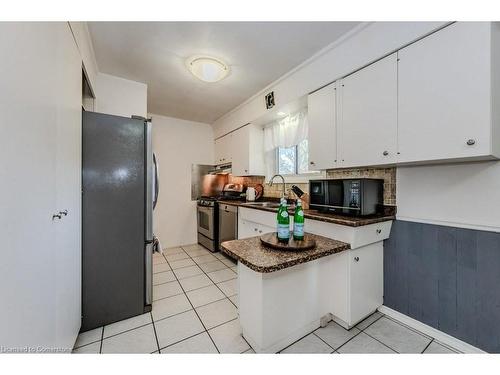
[354,257,360,262]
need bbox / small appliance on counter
[246,187,256,201]
[197,183,245,252]
[309,178,383,216]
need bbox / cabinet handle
[382,151,389,156]
[259,230,262,233]
[59,209,68,216]
[244,169,248,173]
[254,228,258,232]
[354,256,360,262]
[52,214,62,220]
[310,161,315,165]
[376,229,382,234]
[466,139,476,146]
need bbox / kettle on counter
[246,187,256,202]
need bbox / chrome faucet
[268,174,286,199]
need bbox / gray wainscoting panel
[384,220,500,353]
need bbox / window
[277,139,311,175]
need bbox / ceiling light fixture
[186,55,230,83]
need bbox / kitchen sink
[244,202,295,210]
[244,202,281,208]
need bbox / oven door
[197,205,214,239]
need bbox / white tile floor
[73,244,461,354]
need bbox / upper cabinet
[338,53,398,168]
[398,22,499,163]
[214,134,232,165]
[214,124,265,176]
[307,82,338,170]
[307,22,500,170]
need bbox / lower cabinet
[329,242,384,327]
[238,208,275,239]
[238,219,275,239]
[237,206,391,328]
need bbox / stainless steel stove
[196,184,245,252]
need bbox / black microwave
[309,179,384,216]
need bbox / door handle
[153,153,159,209]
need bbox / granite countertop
[218,199,395,227]
[220,233,350,273]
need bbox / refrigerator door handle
[145,242,153,306]
[153,153,159,210]
[145,121,153,241]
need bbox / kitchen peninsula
[221,205,394,353]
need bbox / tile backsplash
[228,167,396,205]
[326,167,396,205]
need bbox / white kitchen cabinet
[398,22,500,163]
[230,124,265,176]
[238,208,275,239]
[338,53,398,168]
[214,124,264,175]
[214,133,232,165]
[307,82,338,170]
[238,219,275,239]
[235,206,391,350]
[329,242,383,328]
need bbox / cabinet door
[215,134,232,164]
[238,219,274,239]
[338,53,398,167]
[307,82,337,170]
[231,126,249,176]
[398,22,491,162]
[349,245,383,326]
[214,139,221,164]
[238,219,255,239]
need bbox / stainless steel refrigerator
[81,111,158,332]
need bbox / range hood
[209,162,232,175]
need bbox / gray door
[82,111,146,331]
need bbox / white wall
[213,22,447,138]
[68,22,99,96]
[0,22,82,350]
[95,73,148,118]
[397,161,500,232]
[151,114,214,248]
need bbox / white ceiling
[88,22,360,124]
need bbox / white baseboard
[378,306,485,354]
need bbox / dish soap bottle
[277,197,290,242]
[293,199,305,240]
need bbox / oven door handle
[197,206,214,213]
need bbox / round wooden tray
[260,232,316,251]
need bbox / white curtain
[263,108,308,178]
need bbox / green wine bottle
[293,199,305,240]
[277,197,290,242]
